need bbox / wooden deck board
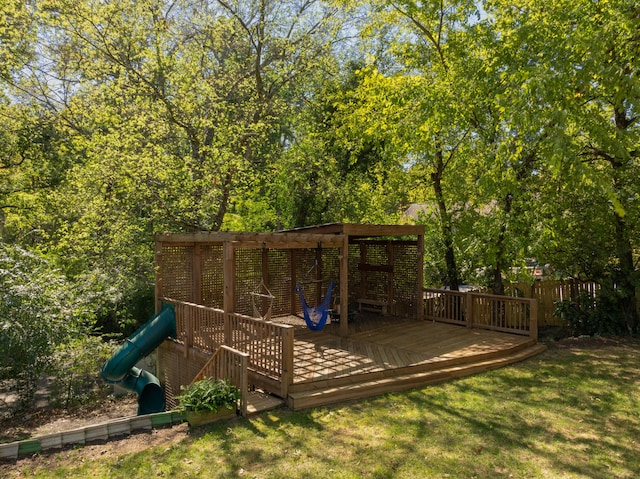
[292,317,534,385]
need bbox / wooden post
[416,233,425,321]
[281,327,295,398]
[529,298,538,340]
[466,292,474,329]
[193,243,202,305]
[154,241,163,312]
[340,236,349,337]
[223,242,235,345]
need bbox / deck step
[287,338,539,395]
[287,343,547,411]
[246,390,284,415]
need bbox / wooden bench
[357,298,389,315]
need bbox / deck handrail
[191,345,249,417]
[162,297,294,398]
[423,288,467,325]
[423,288,538,339]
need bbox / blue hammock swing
[295,280,334,331]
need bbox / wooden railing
[170,299,226,352]
[163,298,294,399]
[191,345,249,417]
[424,289,467,326]
[469,292,537,339]
[423,289,538,339]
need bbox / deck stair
[287,341,547,410]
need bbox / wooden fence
[191,345,249,417]
[162,298,295,399]
[424,289,538,339]
[505,280,600,327]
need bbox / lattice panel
[292,248,331,313]
[157,341,209,410]
[348,243,362,305]
[392,243,419,317]
[322,248,341,285]
[159,244,194,302]
[200,244,224,308]
[234,248,263,316]
[266,248,292,317]
[156,235,419,321]
[348,240,420,318]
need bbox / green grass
[11,339,640,478]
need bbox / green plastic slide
[101,304,177,415]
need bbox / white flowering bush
[0,244,92,412]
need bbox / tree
[3,0,344,329]
[276,60,410,228]
[486,0,640,332]
[346,0,485,289]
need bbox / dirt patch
[551,335,640,350]
[1,395,139,443]
[0,423,190,478]
[0,394,190,477]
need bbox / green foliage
[48,336,116,410]
[0,0,638,337]
[0,244,93,411]
[554,290,629,337]
[175,377,240,413]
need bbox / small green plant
[175,377,240,413]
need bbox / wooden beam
[154,241,163,312]
[340,235,349,337]
[358,263,394,273]
[223,242,235,315]
[342,223,425,238]
[286,223,426,238]
[154,231,344,248]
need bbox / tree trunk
[610,107,638,334]
[432,147,460,291]
[491,193,512,295]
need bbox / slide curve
[101,304,177,415]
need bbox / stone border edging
[0,411,185,461]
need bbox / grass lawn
[8,337,640,478]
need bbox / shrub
[0,244,94,412]
[554,290,628,337]
[48,336,116,410]
[175,378,240,413]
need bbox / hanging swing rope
[250,279,275,321]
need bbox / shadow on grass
[105,342,640,478]
[376,343,640,478]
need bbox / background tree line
[0,0,638,408]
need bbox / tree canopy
[0,0,638,334]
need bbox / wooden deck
[281,315,546,410]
